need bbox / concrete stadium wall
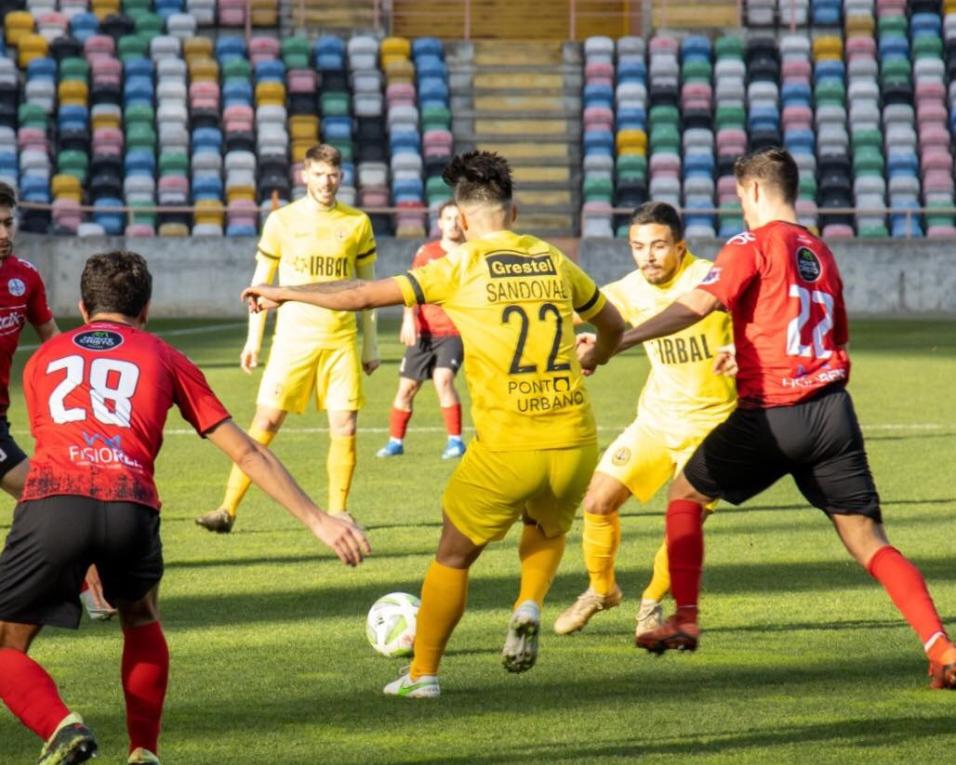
[16,233,956,318]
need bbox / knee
[583,490,618,516]
[118,599,159,629]
[667,472,709,504]
[329,412,358,437]
[253,410,284,433]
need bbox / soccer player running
[0,251,370,765]
[553,201,737,639]
[196,144,380,534]
[377,201,467,460]
[243,151,625,698]
[581,147,956,688]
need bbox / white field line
[164,422,945,436]
[11,323,948,438]
[17,321,247,353]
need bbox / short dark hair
[81,251,153,318]
[304,144,342,168]
[0,181,16,209]
[442,151,513,204]
[629,201,684,242]
[733,147,799,206]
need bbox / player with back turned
[243,151,625,698]
[583,147,956,689]
[0,251,370,765]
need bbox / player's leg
[327,408,358,517]
[0,497,99,762]
[794,389,956,688]
[637,409,785,654]
[554,423,671,635]
[380,340,431,457]
[196,404,287,532]
[320,343,364,518]
[433,336,465,460]
[198,336,316,532]
[100,501,167,761]
[116,586,166,764]
[509,444,595,667]
[378,375,422,457]
[385,441,525,696]
[385,513,486,697]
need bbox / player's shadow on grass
[160,554,956,630]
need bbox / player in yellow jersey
[196,144,379,533]
[553,202,738,639]
[242,151,625,697]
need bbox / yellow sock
[410,560,468,679]
[515,523,566,608]
[642,536,671,602]
[327,435,356,513]
[221,426,275,517]
[582,511,620,596]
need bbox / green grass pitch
[2,317,956,764]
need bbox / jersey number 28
[47,355,140,427]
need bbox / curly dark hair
[0,181,16,209]
[442,151,513,204]
[81,251,153,318]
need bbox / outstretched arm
[243,278,405,313]
[577,301,625,374]
[206,420,371,566]
[617,288,720,352]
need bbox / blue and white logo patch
[7,278,25,297]
[700,267,721,286]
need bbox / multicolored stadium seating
[0,0,952,238]
[0,1,452,237]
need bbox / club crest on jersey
[7,278,25,297]
[700,267,721,286]
[796,248,822,282]
[73,329,124,352]
[612,447,631,466]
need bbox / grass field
[2,317,956,764]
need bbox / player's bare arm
[615,288,721,352]
[577,301,625,374]
[33,318,59,342]
[356,260,381,375]
[205,419,372,566]
[241,258,277,373]
[244,277,405,313]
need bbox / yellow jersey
[257,197,377,346]
[602,253,737,432]
[394,230,606,452]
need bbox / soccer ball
[366,592,420,657]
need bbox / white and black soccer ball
[366,592,420,658]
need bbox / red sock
[867,545,947,650]
[389,408,413,440]
[666,500,704,614]
[122,622,169,755]
[441,404,462,437]
[0,648,70,740]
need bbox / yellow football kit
[255,197,377,413]
[394,230,606,544]
[596,253,737,500]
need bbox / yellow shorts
[596,418,716,505]
[257,337,364,414]
[442,439,599,546]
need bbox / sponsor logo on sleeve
[7,278,25,297]
[700,267,721,286]
[72,329,124,352]
[795,247,822,282]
